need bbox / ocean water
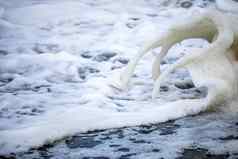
[0,0,238,158]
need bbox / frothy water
[1,0,237,155]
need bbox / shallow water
[0,0,238,158]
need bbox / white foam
[0,97,208,154]
[0,0,237,156]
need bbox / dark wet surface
[178,148,230,159]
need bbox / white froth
[0,0,237,157]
